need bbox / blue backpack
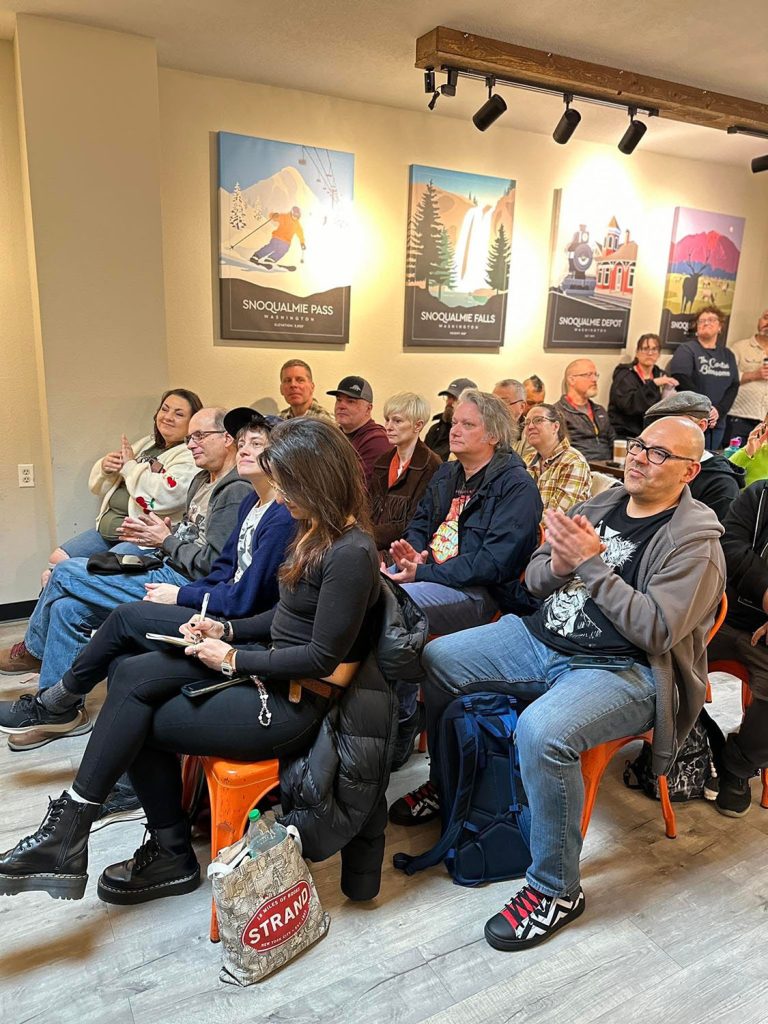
[393,691,532,887]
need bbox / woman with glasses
[0,418,390,907]
[667,307,739,449]
[519,405,592,521]
[608,334,678,438]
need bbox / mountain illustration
[669,229,741,277]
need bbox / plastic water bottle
[246,808,288,859]
[723,437,743,458]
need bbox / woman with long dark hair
[0,419,385,906]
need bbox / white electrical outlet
[18,464,35,488]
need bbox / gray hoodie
[526,485,725,774]
[160,466,251,580]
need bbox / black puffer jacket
[278,577,427,861]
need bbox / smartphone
[181,675,248,698]
[567,654,635,671]
[145,632,192,648]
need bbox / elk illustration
[680,250,711,313]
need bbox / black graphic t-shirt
[429,465,486,564]
[525,496,675,663]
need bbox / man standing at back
[555,359,615,461]
[391,417,725,949]
[327,376,390,488]
[278,359,334,422]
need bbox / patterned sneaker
[388,780,440,826]
[484,883,586,951]
[0,641,42,675]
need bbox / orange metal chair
[580,594,728,840]
[707,659,768,810]
[181,755,280,941]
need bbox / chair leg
[656,775,677,839]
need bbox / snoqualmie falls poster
[218,132,354,344]
[403,165,515,348]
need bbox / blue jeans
[421,615,656,897]
[25,554,190,689]
[59,528,114,558]
[393,579,498,722]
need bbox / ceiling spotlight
[428,91,439,111]
[424,68,435,94]
[752,154,768,173]
[441,68,459,97]
[618,107,647,155]
[552,94,581,145]
[473,77,507,131]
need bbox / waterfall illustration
[454,205,494,292]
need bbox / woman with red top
[608,334,678,438]
[370,392,442,561]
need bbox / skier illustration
[249,206,306,271]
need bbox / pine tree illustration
[405,215,419,285]
[433,228,457,300]
[411,180,443,290]
[486,224,511,294]
[230,182,248,231]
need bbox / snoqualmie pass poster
[218,132,354,344]
[403,165,515,348]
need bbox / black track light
[552,94,581,145]
[472,77,507,131]
[424,68,435,94]
[618,107,647,155]
[428,91,439,111]
[752,154,768,173]
[441,68,459,97]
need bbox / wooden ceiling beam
[416,26,768,134]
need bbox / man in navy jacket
[387,389,542,767]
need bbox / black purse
[86,551,164,575]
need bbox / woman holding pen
[0,419,386,907]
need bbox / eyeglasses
[185,430,226,444]
[626,438,697,465]
[525,416,556,427]
[697,316,721,325]
[571,371,600,379]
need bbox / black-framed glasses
[185,430,226,444]
[626,438,696,465]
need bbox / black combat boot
[97,818,201,905]
[0,791,99,900]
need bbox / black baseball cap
[438,377,477,398]
[223,407,282,438]
[326,376,374,403]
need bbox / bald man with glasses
[555,359,615,461]
[391,415,725,951]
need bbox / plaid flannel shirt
[523,438,592,521]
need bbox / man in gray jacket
[391,416,725,951]
[0,407,250,745]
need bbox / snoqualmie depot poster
[218,132,354,343]
[404,165,515,348]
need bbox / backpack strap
[393,695,483,875]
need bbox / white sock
[67,786,99,805]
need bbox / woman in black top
[608,333,678,438]
[0,419,382,906]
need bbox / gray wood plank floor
[0,619,764,1024]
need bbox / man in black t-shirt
[391,416,725,951]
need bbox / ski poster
[659,206,745,349]
[403,164,515,348]
[544,188,639,351]
[218,132,354,344]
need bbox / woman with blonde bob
[370,392,442,559]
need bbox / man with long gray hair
[386,388,542,768]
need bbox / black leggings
[72,645,328,827]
